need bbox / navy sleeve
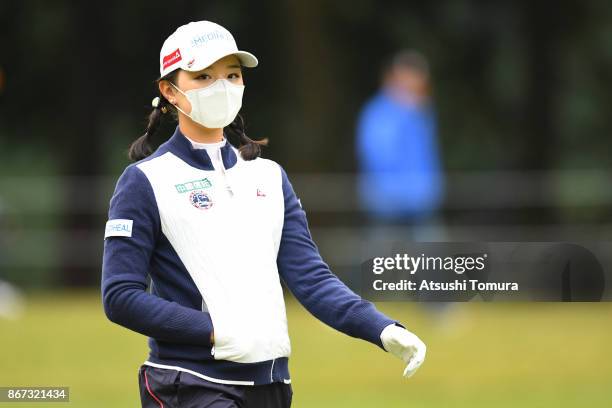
[101,164,213,346]
[276,166,400,350]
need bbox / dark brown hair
[128,70,267,162]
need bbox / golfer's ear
[158,80,177,102]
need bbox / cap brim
[182,50,259,74]
[233,51,258,68]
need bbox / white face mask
[171,79,244,129]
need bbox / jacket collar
[166,126,238,171]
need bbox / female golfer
[101,20,426,408]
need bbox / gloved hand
[380,324,426,378]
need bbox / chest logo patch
[175,178,212,194]
[190,190,213,210]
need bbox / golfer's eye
[228,72,241,79]
[197,74,212,80]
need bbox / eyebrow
[201,64,242,71]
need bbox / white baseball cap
[159,21,258,78]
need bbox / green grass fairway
[1,291,611,407]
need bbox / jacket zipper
[218,150,234,197]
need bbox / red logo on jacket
[162,49,182,70]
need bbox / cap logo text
[162,48,182,70]
[191,30,230,47]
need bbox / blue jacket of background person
[356,90,444,221]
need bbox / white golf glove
[380,324,426,378]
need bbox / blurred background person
[0,278,25,320]
[356,50,444,247]
[0,203,25,320]
[0,65,24,320]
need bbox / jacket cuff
[371,318,404,351]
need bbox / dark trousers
[138,365,293,408]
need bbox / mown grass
[0,291,610,407]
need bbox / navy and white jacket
[101,126,399,386]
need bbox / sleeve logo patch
[105,219,133,238]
